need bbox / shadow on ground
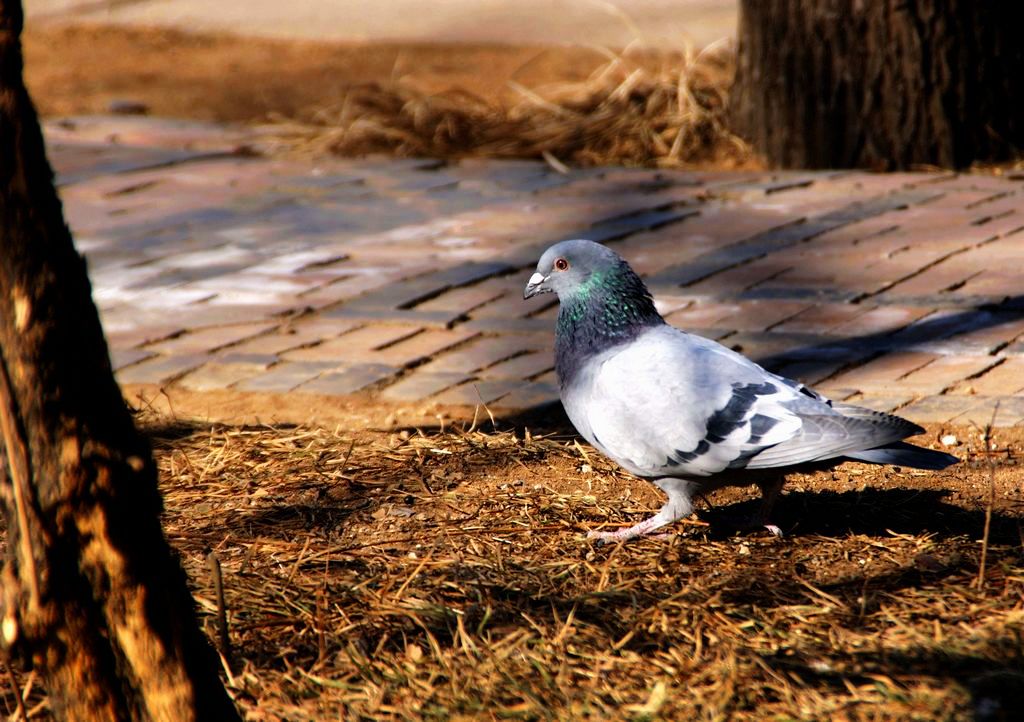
[703,487,1020,542]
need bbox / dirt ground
[23,23,660,122]
[9,389,1020,720]
[151,412,1024,719]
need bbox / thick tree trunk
[731,0,1024,169]
[0,2,241,719]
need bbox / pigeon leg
[754,477,785,538]
[587,478,697,543]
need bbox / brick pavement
[46,116,1024,426]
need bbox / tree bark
[0,2,241,719]
[731,0,1024,169]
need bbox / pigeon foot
[714,511,784,538]
[586,514,675,543]
[587,528,673,544]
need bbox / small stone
[107,99,150,115]
[2,615,18,645]
[914,553,947,572]
[941,434,959,447]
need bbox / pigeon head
[525,240,664,383]
[523,239,625,301]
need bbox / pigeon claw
[586,529,623,545]
[586,528,673,544]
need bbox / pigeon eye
[554,258,570,272]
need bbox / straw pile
[267,43,752,169]
[2,417,1022,719]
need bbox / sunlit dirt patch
[136,417,1024,720]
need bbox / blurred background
[24,0,746,168]
[21,1,1024,171]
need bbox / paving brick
[298,364,400,396]
[215,352,280,366]
[478,351,554,380]
[282,325,421,362]
[878,261,984,300]
[767,303,865,333]
[888,309,998,346]
[794,215,900,248]
[109,347,156,371]
[234,361,339,392]
[844,394,916,414]
[472,292,537,320]
[951,358,1024,396]
[330,278,447,317]
[726,332,859,367]
[826,352,938,393]
[897,395,985,425]
[828,306,932,338]
[739,285,860,304]
[419,336,547,374]
[664,301,736,329]
[492,381,561,410]
[770,359,851,387]
[650,204,804,248]
[897,356,1003,394]
[178,359,274,391]
[952,396,1024,428]
[379,371,473,401]
[590,206,699,239]
[227,319,360,355]
[373,328,480,368]
[909,314,1024,355]
[104,323,185,349]
[463,317,555,335]
[622,234,720,278]
[649,293,697,317]
[343,261,512,312]
[415,285,506,313]
[143,323,277,355]
[324,306,467,329]
[432,379,528,406]
[675,257,796,296]
[172,302,301,329]
[116,354,207,385]
[953,270,1024,300]
[297,273,405,307]
[727,175,816,195]
[424,261,515,288]
[649,190,941,289]
[702,299,808,332]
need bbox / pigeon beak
[523,272,549,299]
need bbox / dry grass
[2,415,1022,720]
[265,42,753,170]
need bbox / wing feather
[562,325,926,477]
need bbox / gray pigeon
[523,239,957,542]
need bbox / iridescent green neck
[555,263,664,385]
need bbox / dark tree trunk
[731,0,1024,169]
[0,2,241,719]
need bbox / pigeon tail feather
[844,441,958,470]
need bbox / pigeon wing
[577,326,925,476]
[578,327,805,477]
